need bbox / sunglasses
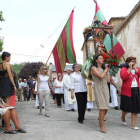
[43,68,47,70]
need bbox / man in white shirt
[63,68,77,111]
[17,78,23,102]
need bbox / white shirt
[131,70,138,87]
[63,74,71,90]
[55,79,64,94]
[18,82,23,89]
[70,72,87,93]
[35,80,37,92]
[39,75,50,91]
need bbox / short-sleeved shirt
[18,82,23,89]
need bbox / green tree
[0,10,4,62]
[11,62,26,75]
[0,11,5,22]
[18,62,44,79]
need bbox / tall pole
[85,42,88,60]
[44,52,52,66]
[111,29,114,54]
[92,28,97,55]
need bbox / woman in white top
[54,75,63,108]
[71,63,87,124]
[37,66,54,117]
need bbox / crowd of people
[0,51,140,134]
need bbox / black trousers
[55,94,63,106]
[23,87,27,101]
[62,94,65,104]
[75,92,87,122]
[27,88,32,101]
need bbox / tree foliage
[0,11,5,22]
[79,64,83,69]
[18,62,44,79]
[11,62,26,75]
[0,10,4,62]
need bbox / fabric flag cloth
[93,0,125,58]
[52,10,76,74]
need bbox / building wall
[108,18,125,32]
[82,39,94,63]
[115,8,140,86]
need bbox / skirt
[120,87,140,114]
[0,77,14,97]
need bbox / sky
[0,0,139,65]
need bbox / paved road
[0,97,140,140]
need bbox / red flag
[52,10,76,74]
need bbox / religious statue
[96,30,107,53]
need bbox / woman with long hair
[0,52,16,105]
[54,75,63,108]
[37,66,53,117]
[90,55,110,133]
[120,57,140,130]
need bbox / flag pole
[44,52,52,66]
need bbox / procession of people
[1,49,140,136]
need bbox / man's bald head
[67,68,71,75]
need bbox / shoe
[67,110,70,111]
[39,112,42,115]
[114,106,119,110]
[122,122,127,126]
[42,106,44,109]
[87,108,91,111]
[71,109,75,112]
[15,128,26,133]
[131,126,139,130]
[78,120,83,124]
[4,130,17,134]
[37,106,39,109]
[45,114,50,117]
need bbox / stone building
[81,37,94,63]
[108,1,140,86]
[108,17,126,33]
[51,65,73,79]
[108,1,140,66]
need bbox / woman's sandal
[15,129,26,133]
[45,114,50,117]
[4,130,17,134]
[39,112,42,115]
